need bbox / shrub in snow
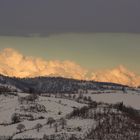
[69,134,79,140]
[43,134,49,140]
[11,113,20,124]
[69,106,90,118]
[58,111,62,115]
[76,126,82,132]
[16,123,26,133]
[88,101,98,108]
[38,116,45,119]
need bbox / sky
[0,34,140,74]
[0,0,140,86]
[0,0,140,35]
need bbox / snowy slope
[84,92,140,110]
[0,91,139,139]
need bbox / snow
[0,91,139,139]
[0,93,86,138]
[39,96,85,119]
[85,92,140,109]
[13,118,95,139]
[0,95,18,123]
[67,118,95,135]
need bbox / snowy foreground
[84,92,140,110]
[0,91,140,140]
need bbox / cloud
[0,48,87,79]
[91,65,140,87]
[0,48,139,87]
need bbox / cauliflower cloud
[91,65,140,87]
[0,48,87,79]
[0,48,140,87]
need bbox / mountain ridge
[0,73,132,94]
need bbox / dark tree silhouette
[17,123,25,133]
[11,113,20,124]
[35,123,43,132]
[47,117,55,128]
[60,118,67,129]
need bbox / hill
[0,74,136,94]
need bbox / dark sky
[0,0,140,36]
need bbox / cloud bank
[91,66,140,87]
[0,48,139,87]
[0,48,87,79]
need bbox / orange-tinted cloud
[0,48,140,87]
[91,65,140,87]
[0,48,87,79]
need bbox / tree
[11,113,20,124]
[68,94,72,99]
[69,134,78,140]
[17,123,25,133]
[78,93,83,100]
[89,101,97,108]
[83,96,88,101]
[35,123,43,132]
[29,87,35,93]
[73,94,76,99]
[60,118,67,129]
[47,117,55,128]
[87,96,92,102]
[27,94,39,102]
[58,100,62,104]
[43,134,49,140]
[54,122,58,132]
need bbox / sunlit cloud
[0,48,140,87]
[91,65,140,87]
[0,48,87,79]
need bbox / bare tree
[60,118,67,129]
[54,122,58,132]
[35,123,43,132]
[47,117,55,128]
[73,94,76,99]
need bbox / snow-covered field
[85,92,140,110]
[0,93,87,138]
[0,91,139,139]
[0,95,18,123]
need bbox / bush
[58,111,62,115]
[69,134,79,140]
[69,106,90,118]
[17,123,25,133]
[88,101,97,108]
[77,126,82,131]
[38,116,45,119]
[11,113,20,124]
